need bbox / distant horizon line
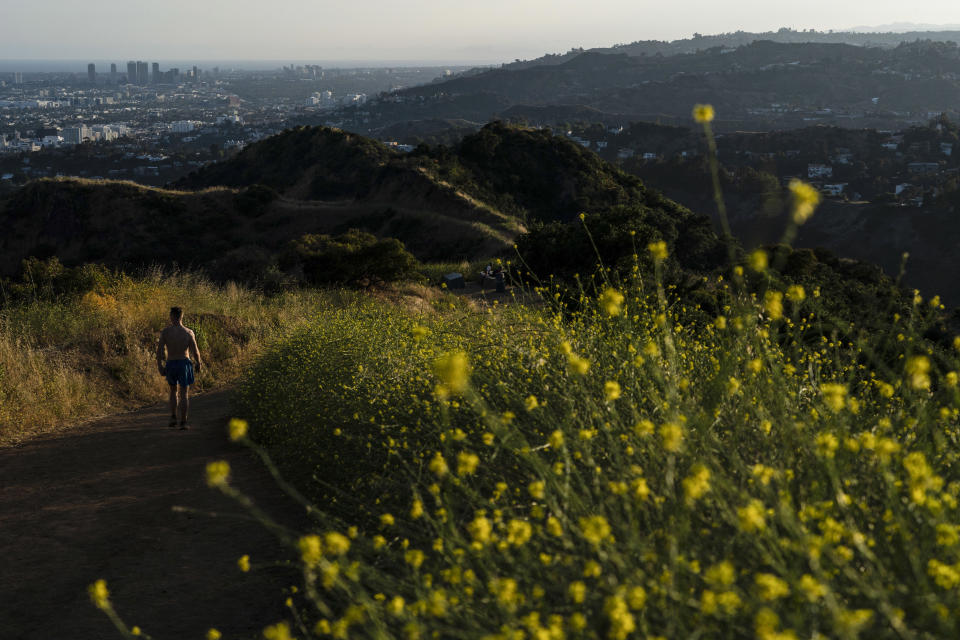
[6,23,960,73]
[0,59,499,73]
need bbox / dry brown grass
[0,271,328,446]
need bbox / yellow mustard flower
[548,430,564,448]
[568,581,587,604]
[546,516,564,537]
[205,460,231,488]
[627,586,646,610]
[764,291,783,320]
[428,452,449,477]
[705,561,735,588]
[262,621,293,640]
[528,480,546,500]
[410,499,424,520]
[432,352,470,396]
[604,593,636,640]
[821,383,847,412]
[457,451,480,475]
[604,380,622,402]
[755,573,790,600]
[506,519,533,546]
[298,535,323,567]
[789,179,821,224]
[682,464,711,504]
[906,355,931,391]
[798,574,828,602]
[648,241,668,263]
[387,596,405,616]
[468,516,492,544]
[599,288,625,316]
[786,285,806,302]
[412,325,430,341]
[692,103,715,123]
[579,515,612,546]
[87,579,110,610]
[324,532,350,555]
[660,422,684,452]
[738,500,766,533]
[568,354,590,375]
[228,418,248,441]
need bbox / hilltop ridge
[332,39,960,135]
[0,123,682,277]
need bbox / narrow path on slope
[0,391,305,640]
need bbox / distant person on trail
[156,306,203,430]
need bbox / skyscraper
[88,63,96,84]
[192,65,199,83]
[110,63,117,84]
[136,61,148,85]
[152,62,160,84]
[127,61,136,84]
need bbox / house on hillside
[907,162,939,175]
[808,164,833,179]
[831,148,854,165]
[821,183,847,197]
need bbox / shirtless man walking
[156,306,203,429]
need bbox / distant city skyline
[4,0,960,64]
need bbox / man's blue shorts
[165,359,195,387]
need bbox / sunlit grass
[0,270,328,445]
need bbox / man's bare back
[158,325,199,362]
[157,307,203,429]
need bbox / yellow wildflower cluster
[210,260,960,640]
[788,179,821,223]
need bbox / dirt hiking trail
[0,391,306,640]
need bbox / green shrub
[280,230,422,286]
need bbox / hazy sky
[5,0,960,64]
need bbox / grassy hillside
[0,175,516,275]
[0,266,340,446]
[423,121,685,223]
[2,123,698,278]
[175,126,394,199]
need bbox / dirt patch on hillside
[0,391,307,640]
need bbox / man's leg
[168,385,178,425]
[178,385,190,426]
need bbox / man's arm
[156,331,166,375]
[189,331,203,372]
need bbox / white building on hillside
[171,120,197,134]
[808,163,833,179]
